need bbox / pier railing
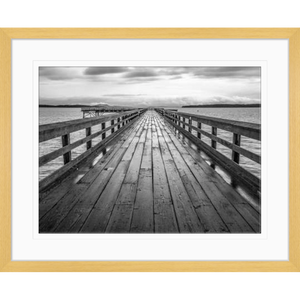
[156,108,261,192]
[39,109,145,191]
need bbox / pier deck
[39,110,260,233]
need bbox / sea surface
[39,107,261,181]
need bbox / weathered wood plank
[105,184,137,233]
[152,147,179,233]
[54,134,143,233]
[79,160,130,233]
[123,143,144,184]
[156,129,204,233]
[157,123,229,233]
[79,119,146,233]
[200,181,254,233]
[131,129,154,233]
[105,122,147,232]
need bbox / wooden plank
[157,129,204,233]
[123,143,144,184]
[130,132,154,233]
[55,166,120,233]
[79,160,130,233]
[79,121,145,233]
[39,183,88,233]
[152,119,178,233]
[105,124,147,232]
[54,131,143,233]
[158,127,229,233]
[105,183,137,233]
[152,133,178,233]
[200,181,254,233]
[141,129,152,170]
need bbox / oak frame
[0,28,299,272]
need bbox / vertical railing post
[188,117,192,133]
[232,133,241,164]
[183,117,185,130]
[111,119,115,134]
[86,127,92,150]
[211,127,217,149]
[117,117,121,129]
[61,133,71,164]
[122,116,125,126]
[102,122,106,140]
[197,122,201,139]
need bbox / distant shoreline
[182,104,261,108]
[39,104,93,108]
[39,103,261,109]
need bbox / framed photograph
[0,28,299,271]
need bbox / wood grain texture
[0,28,299,272]
[1,28,298,39]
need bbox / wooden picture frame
[0,28,299,272]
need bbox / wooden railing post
[111,119,115,134]
[86,127,92,150]
[183,117,185,130]
[189,117,192,133]
[61,133,71,164]
[232,133,241,164]
[211,127,217,149]
[117,117,121,129]
[102,122,106,140]
[197,122,201,139]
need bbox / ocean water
[39,107,261,181]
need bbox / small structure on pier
[81,106,135,118]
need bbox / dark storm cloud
[123,69,158,78]
[84,67,129,76]
[120,66,260,82]
[39,67,81,81]
[191,67,260,79]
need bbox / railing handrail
[39,109,141,142]
[157,109,260,140]
[39,109,146,191]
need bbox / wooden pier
[39,109,261,233]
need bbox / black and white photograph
[39,66,261,234]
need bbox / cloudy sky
[39,66,261,107]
